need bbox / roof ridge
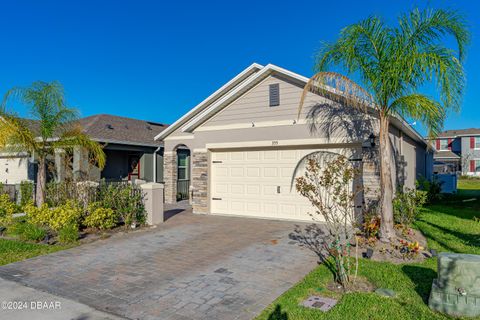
[80,113,168,127]
[80,114,101,133]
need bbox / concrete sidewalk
[0,278,123,320]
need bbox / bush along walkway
[256,193,480,320]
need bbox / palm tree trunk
[378,115,395,242]
[36,157,46,206]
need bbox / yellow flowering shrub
[0,194,16,226]
[26,201,82,231]
[84,203,117,230]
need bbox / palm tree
[299,8,469,241]
[0,81,106,206]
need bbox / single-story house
[154,63,432,221]
[0,114,168,185]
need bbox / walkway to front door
[0,208,320,320]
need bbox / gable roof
[154,63,426,146]
[154,63,264,140]
[437,128,480,138]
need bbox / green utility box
[429,252,480,317]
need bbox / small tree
[0,81,106,206]
[296,154,361,288]
[299,8,469,242]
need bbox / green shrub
[417,176,443,203]
[8,221,47,242]
[84,203,118,230]
[97,183,145,226]
[19,181,34,208]
[393,187,427,226]
[0,194,16,226]
[26,201,82,231]
[58,224,78,244]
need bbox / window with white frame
[439,139,449,150]
[476,160,480,173]
[177,151,189,180]
[475,137,480,149]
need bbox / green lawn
[0,239,67,266]
[257,179,480,320]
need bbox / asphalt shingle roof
[77,114,168,147]
[437,128,480,138]
[22,114,168,147]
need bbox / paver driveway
[0,208,319,320]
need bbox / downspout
[153,145,162,183]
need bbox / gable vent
[269,83,280,107]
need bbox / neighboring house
[433,128,480,176]
[0,114,168,184]
[154,63,432,222]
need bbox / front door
[128,155,140,181]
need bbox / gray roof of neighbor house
[434,150,460,159]
[437,128,480,138]
[78,114,168,147]
[21,114,168,147]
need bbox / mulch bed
[359,227,430,264]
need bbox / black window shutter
[269,83,280,107]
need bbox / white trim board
[164,135,195,141]
[206,138,362,150]
[154,62,426,147]
[194,119,307,132]
[181,64,309,133]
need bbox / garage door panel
[230,167,244,177]
[246,185,260,195]
[246,167,260,177]
[262,185,277,195]
[246,202,261,213]
[231,201,245,212]
[263,167,278,177]
[230,184,244,195]
[246,151,260,160]
[215,183,229,194]
[211,148,353,221]
[264,203,278,215]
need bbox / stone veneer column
[191,151,208,214]
[163,151,177,204]
[362,147,381,213]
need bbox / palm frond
[389,94,446,140]
[0,112,38,154]
[398,8,470,62]
[298,71,374,119]
[52,126,106,169]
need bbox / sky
[0,0,478,136]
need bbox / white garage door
[211,148,328,222]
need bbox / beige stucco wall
[165,74,377,151]
[0,156,29,184]
[162,71,428,213]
